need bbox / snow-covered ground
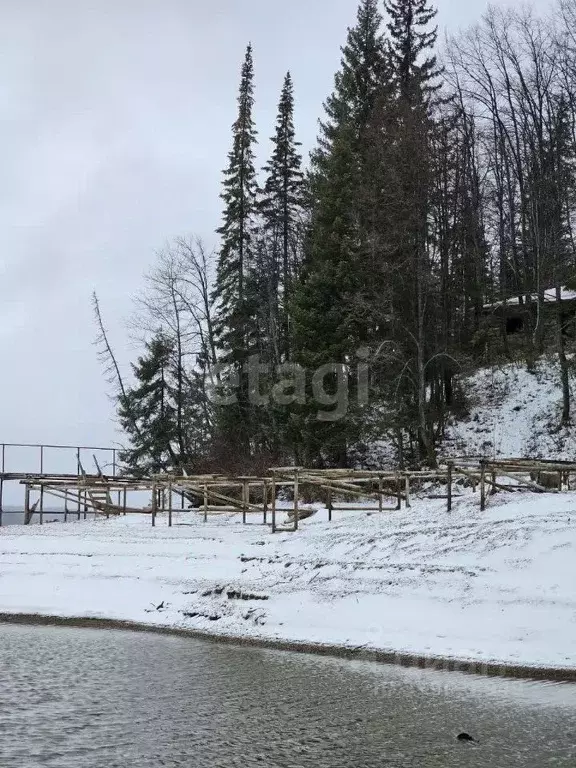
[444,358,576,460]
[1,491,575,671]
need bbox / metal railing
[0,442,118,525]
[0,442,118,476]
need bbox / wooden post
[204,484,209,523]
[123,487,127,516]
[24,485,30,525]
[447,462,453,513]
[263,481,268,526]
[271,472,277,533]
[405,473,411,509]
[63,489,68,522]
[378,476,383,514]
[480,461,487,511]
[168,483,173,528]
[151,483,157,527]
[327,487,333,522]
[242,481,248,525]
[396,472,402,510]
[39,485,44,525]
[293,469,300,532]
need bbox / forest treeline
[96,0,576,474]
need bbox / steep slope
[443,359,576,460]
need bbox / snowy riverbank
[1,492,575,672]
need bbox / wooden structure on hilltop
[482,286,576,344]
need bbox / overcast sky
[0,0,552,454]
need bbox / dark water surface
[0,623,575,767]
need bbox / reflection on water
[0,623,575,767]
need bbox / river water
[0,623,575,767]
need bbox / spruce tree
[213,44,259,452]
[384,0,440,102]
[260,71,306,361]
[315,0,386,166]
[367,0,442,465]
[118,334,178,476]
[290,0,386,466]
[214,43,259,360]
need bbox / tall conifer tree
[214,43,258,358]
[368,0,441,465]
[315,0,386,166]
[290,0,386,466]
[260,71,306,361]
[213,44,259,450]
[384,0,440,102]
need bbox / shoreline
[2,611,576,684]
[2,495,575,680]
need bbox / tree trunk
[556,284,571,425]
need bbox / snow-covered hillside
[443,359,576,460]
